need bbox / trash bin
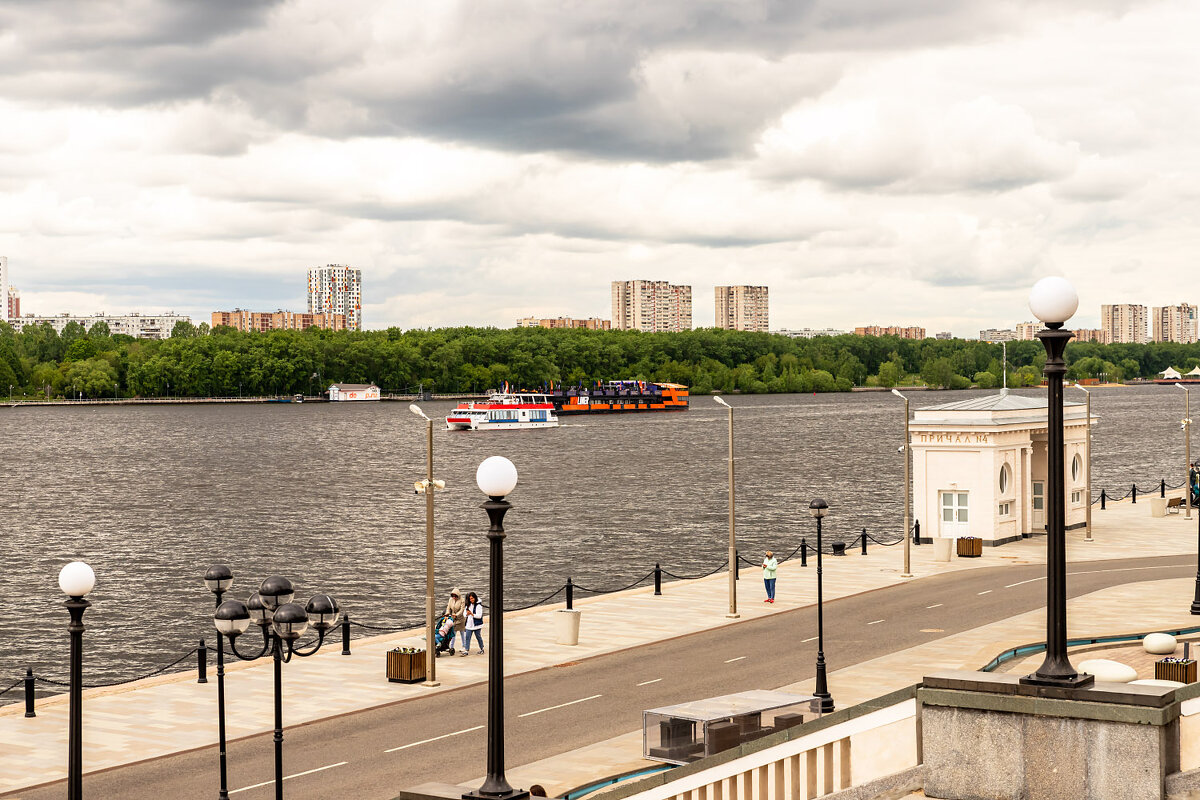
[933,537,953,562]
[556,609,581,646]
[1151,497,1167,518]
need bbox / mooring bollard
[1101,490,1107,510]
[913,520,921,545]
[861,528,868,555]
[734,549,740,580]
[1132,485,1138,504]
[654,563,662,595]
[1162,479,1167,498]
[341,612,351,656]
[566,577,574,610]
[800,539,808,567]
[24,668,35,718]
[197,639,208,684]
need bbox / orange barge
[549,381,689,415]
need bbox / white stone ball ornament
[58,561,96,598]
[476,456,519,498]
[1028,276,1079,325]
[1143,632,1178,655]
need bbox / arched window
[999,463,1011,495]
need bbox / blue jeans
[462,628,483,652]
[764,578,776,600]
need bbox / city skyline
[0,2,1196,336]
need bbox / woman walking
[445,588,466,652]
[762,550,778,603]
[461,591,484,656]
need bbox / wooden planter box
[1155,659,1197,684]
[386,650,427,684]
[956,537,982,558]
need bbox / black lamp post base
[1018,671,1095,689]
[1190,601,1200,616]
[463,789,530,800]
[813,693,835,714]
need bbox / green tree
[922,357,956,389]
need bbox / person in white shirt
[762,551,778,603]
[460,591,484,655]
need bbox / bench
[1168,497,1184,514]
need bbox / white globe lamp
[476,456,518,498]
[1029,277,1079,326]
[58,561,95,598]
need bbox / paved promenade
[1,494,1196,797]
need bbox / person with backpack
[460,591,484,655]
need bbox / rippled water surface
[0,385,1188,687]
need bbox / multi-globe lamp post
[808,499,835,714]
[203,565,235,800]
[59,560,96,800]
[713,396,739,618]
[464,456,529,800]
[213,576,340,800]
[1019,276,1093,689]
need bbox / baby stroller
[434,613,456,657]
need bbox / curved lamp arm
[287,629,327,659]
[228,629,273,662]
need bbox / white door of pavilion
[939,491,969,538]
[1032,481,1045,529]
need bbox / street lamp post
[1075,385,1093,543]
[59,561,96,800]
[1176,383,1192,520]
[214,576,339,800]
[204,565,235,800]
[808,499,835,713]
[891,389,913,577]
[410,404,446,687]
[464,456,529,800]
[713,396,739,618]
[1020,276,1093,689]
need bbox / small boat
[446,392,559,431]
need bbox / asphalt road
[9,554,1197,800]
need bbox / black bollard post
[800,539,808,567]
[913,520,921,545]
[197,639,207,684]
[734,549,740,580]
[566,578,574,610]
[24,668,35,718]
[341,612,351,656]
[1162,479,1168,498]
[1101,490,1107,510]
[1133,485,1138,504]
[654,563,662,595]
[861,528,868,555]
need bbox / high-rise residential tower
[308,265,362,331]
[1151,303,1198,344]
[611,280,692,332]
[7,286,19,321]
[1100,304,1147,344]
[714,285,769,332]
[0,256,8,324]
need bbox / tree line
[0,319,1192,399]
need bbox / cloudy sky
[1,0,1196,335]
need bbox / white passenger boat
[445,392,560,431]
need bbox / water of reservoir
[0,385,1190,689]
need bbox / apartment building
[1151,303,1198,344]
[212,310,347,333]
[979,328,1017,342]
[515,316,611,330]
[6,286,17,322]
[1014,322,1039,340]
[611,280,692,332]
[714,285,769,333]
[12,313,189,339]
[1100,304,1147,344]
[774,328,847,339]
[0,256,7,323]
[934,332,954,340]
[308,265,362,331]
[1073,329,1108,344]
[854,325,926,339]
